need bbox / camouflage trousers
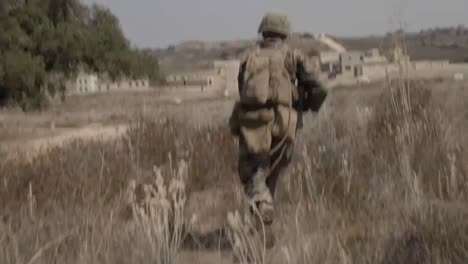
[238,136,294,225]
[234,105,298,226]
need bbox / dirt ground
[0,89,234,158]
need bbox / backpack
[240,45,294,106]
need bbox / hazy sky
[82,0,468,49]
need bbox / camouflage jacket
[237,37,326,111]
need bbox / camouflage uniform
[229,13,326,248]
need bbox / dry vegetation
[0,89,230,146]
[1,77,468,263]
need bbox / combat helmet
[258,13,291,37]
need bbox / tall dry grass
[273,79,468,264]
[1,77,468,263]
[0,117,238,264]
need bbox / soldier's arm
[294,50,325,91]
[294,50,328,112]
[237,60,247,95]
[229,60,247,136]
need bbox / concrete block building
[75,72,98,93]
[164,60,240,95]
[165,70,218,93]
[319,48,389,79]
[319,51,364,78]
[340,51,364,78]
[363,48,388,65]
[67,71,150,95]
[214,60,240,95]
[319,51,341,77]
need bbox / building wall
[98,79,150,92]
[214,60,240,95]
[75,73,98,93]
[166,70,220,88]
[67,73,150,95]
[413,60,450,70]
[363,49,388,65]
[163,60,240,96]
[319,51,341,64]
[340,52,364,78]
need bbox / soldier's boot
[263,224,276,250]
[254,202,276,249]
[258,202,275,225]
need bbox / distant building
[340,51,364,78]
[98,78,150,92]
[319,51,341,76]
[214,60,240,95]
[164,60,240,95]
[319,48,390,79]
[166,70,216,87]
[362,48,388,65]
[319,51,364,78]
[66,71,150,95]
[75,72,98,93]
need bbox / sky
[82,0,468,49]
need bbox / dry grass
[0,89,231,146]
[1,77,468,263]
[272,78,468,264]
[0,114,238,263]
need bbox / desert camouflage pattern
[257,13,291,37]
[230,30,325,237]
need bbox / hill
[156,26,468,76]
[337,26,468,62]
[154,33,330,74]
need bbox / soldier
[229,12,328,248]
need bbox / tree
[134,51,160,84]
[0,16,32,51]
[0,1,161,110]
[0,54,5,103]
[0,0,12,16]
[302,32,314,39]
[53,22,87,74]
[48,0,79,26]
[84,5,132,75]
[1,50,47,109]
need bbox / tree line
[0,0,161,110]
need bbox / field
[1,77,468,264]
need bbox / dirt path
[2,123,128,162]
